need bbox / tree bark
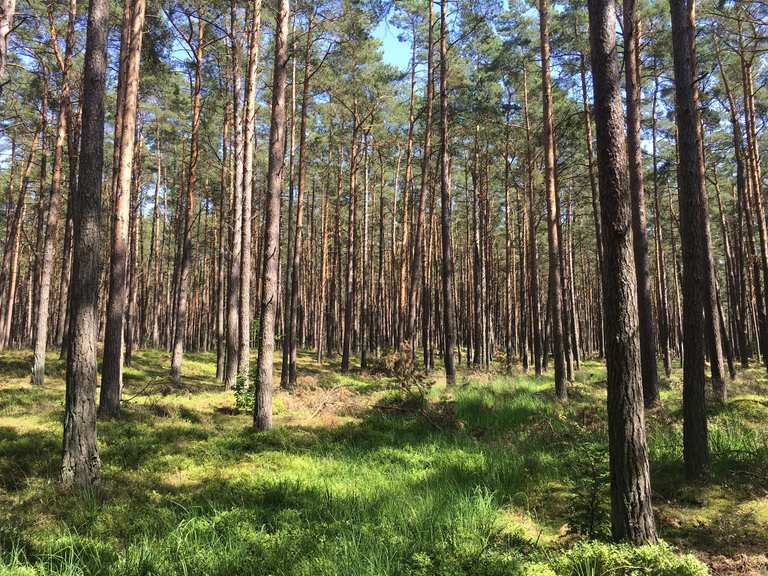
[61,0,108,490]
[439,0,457,387]
[238,0,262,388]
[539,0,566,399]
[253,0,289,431]
[588,0,657,543]
[669,0,710,479]
[100,0,145,414]
[623,3,659,406]
[170,13,205,385]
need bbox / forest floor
[0,348,767,575]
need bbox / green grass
[1,350,766,575]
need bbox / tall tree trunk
[341,112,360,372]
[408,1,434,350]
[588,0,657,542]
[285,10,315,387]
[61,0,107,490]
[523,66,542,375]
[651,67,672,378]
[170,15,205,385]
[669,0,710,478]
[624,4,659,406]
[216,103,229,379]
[100,0,145,414]
[439,0,457,386]
[224,1,244,390]
[31,2,77,386]
[253,0,288,431]
[539,0,566,399]
[238,0,262,388]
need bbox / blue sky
[373,20,412,71]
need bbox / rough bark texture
[439,0,457,387]
[623,0,659,407]
[238,0,261,388]
[669,0,710,479]
[100,0,145,416]
[224,0,243,390]
[253,0,288,431]
[31,2,76,386]
[61,0,107,490]
[588,0,657,543]
[539,0,566,399]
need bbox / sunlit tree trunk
[669,0,710,478]
[588,0,657,543]
[61,0,108,490]
[253,0,289,431]
[170,13,205,385]
[100,0,145,413]
[238,0,262,388]
[439,0,457,386]
[31,1,77,386]
[539,0,566,399]
[624,3,659,406]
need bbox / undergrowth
[0,351,766,574]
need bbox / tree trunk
[624,3,659,407]
[253,0,288,431]
[439,0,457,387]
[407,1,434,351]
[170,15,205,385]
[61,0,108,490]
[539,0,566,399]
[588,0,657,543]
[669,0,710,479]
[31,2,77,386]
[238,0,262,388]
[224,1,244,390]
[285,10,315,387]
[100,0,145,414]
[651,67,672,378]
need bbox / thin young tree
[61,0,108,489]
[588,0,657,543]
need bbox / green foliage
[233,372,253,413]
[566,443,611,540]
[550,541,708,576]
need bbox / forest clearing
[3,0,768,573]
